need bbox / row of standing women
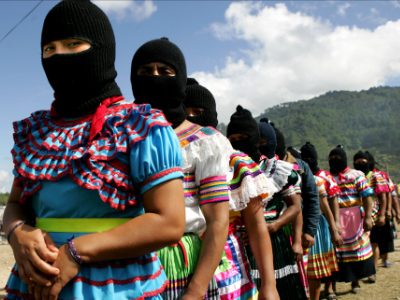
[3,1,398,299]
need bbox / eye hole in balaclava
[184,78,218,128]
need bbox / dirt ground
[1,238,400,299]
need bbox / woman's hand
[181,288,205,300]
[301,233,314,249]
[331,229,343,246]
[9,224,59,286]
[258,287,281,300]
[363,216,373,231]
[335,222,342,235]
[266,222,278,234]
[376,215,386,227]
[33,244,80,300]
[291,242,303,262]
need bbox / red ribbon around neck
[50,96,124,142]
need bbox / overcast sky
[1,0,400,192]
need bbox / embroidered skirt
[158,233,219,299]
[214,231,258,300]
[307,215,339,280]
[6,254,166,300]
[247,226,307,300]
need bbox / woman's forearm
[74,179,185,263]
[274,194,301,231]
[75,212,184,262]
[320,197,337,232]
[362,196,373,218]
[377,192,387,218]
[186,220,228,295]
[3,182,28,235]
[186,201,229,297]
[242,201,276,288]
[328,196,341,225]
[392,193,400,218]
[292,211,303,245]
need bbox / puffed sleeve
[372,172,390,195]
[315,176,328,199]
[281,170,302,198]
[186,131,232,206]
[355,173,374,198]
[130,124,183,195]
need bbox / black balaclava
[329,145,348,175]
[227,105,260,162]
[130,37,187,128]
[41,0,121,117]
[353,150,370,175]
[365,151,376,171]
[185,78,218,128]
[287,146,301,159]
[301,142,319,173]
[271,123,286,160]
[258,118,276,159]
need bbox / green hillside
[0,193,8,205]
[256,86,400,183]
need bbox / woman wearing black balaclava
[300,142,342,300]
[184,78,219,128]
[4,1,185,299]
[328,146,375,293]
[301,142,341,242]
[131,38,232,299]
[227,109,305,299]
[184,83,279,299]
[354,150,390,282]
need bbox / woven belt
[36,218,130,233]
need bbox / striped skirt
[335,207,376,282]
[336,230,373,263]
[307,215,339,279]
[6,253,166,300]
[335,232,376,282]
[247,226,307,300]
[157,234,220,299]
[214,231,258,300]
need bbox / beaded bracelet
[6,220,25,244]
[67,238,83,265]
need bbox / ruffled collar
[12,100,169,210]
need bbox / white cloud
[0,170,12,193]
[337,3,351,17]
[94,0,157,22]
[356,6,388,25]
[391,1,400,9]
[192,2,400,123]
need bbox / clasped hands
[9,223,80,300]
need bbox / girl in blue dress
[3,1,185,299]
